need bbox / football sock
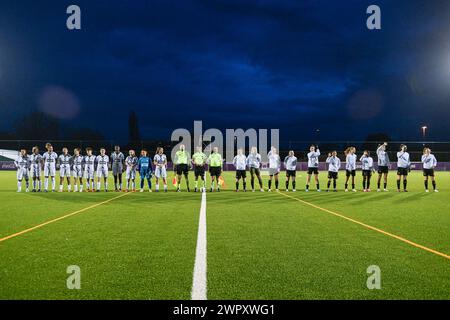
[424,180,428,190]
[403,180,407,190]
[397,180,401,190]
[275,180,279,189]
[432,181,436,190]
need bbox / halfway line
[0,192,131,243]
[277,192,450,261]
[191,191,208,300]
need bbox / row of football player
[14,143,169,193]
[15,142,438,193]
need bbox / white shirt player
[125,156,138,180]
[422,154,437,169]
[15,154,30,180]
[284,156,297,171]
[84,155,96,179]
[346,154,357,171]
[246,153,261,169]
[96,155,109,178]
[43,151,58,177]
[268,151,281,170]
[58,154,72,177]
[72,155,84,178]
[376,146,390,167]
[153,154,167,178]
[360,155,374,171]
[307,149,320,168]
[397,151,410,168]
[233,154,247,170]
[29,153,42,178]
[326,156,341,173]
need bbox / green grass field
[0,170,449,300]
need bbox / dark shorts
[397,167,409,176]
[423,169,435,177]
[249,167,261,176]
[362,170,372,177]
[194,165,205,178]
[140,168,152,179]
[346,170,356,177]
[307,167,319,175]
[378,166,389,174]
[209,166,222,177]
[328,171,338,179]
[236,170,246,179]
[286,170,296,178]
[176,164,189,176]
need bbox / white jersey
[233,154,247,170]
[15,155,30,180]
[346,153,357,171]
[29,153,42,177]
[326,156,341,173]
[422,154,437,169]
[267,151,281,169]
[43,151,58,176]
[84,155,96,179]
[360,155,374,171]
[307,149,320,168]
[72,155,84,178]
[59,154,72,177]
[125,156,138,179]
[376,146,390,166]
[15,155,30,169]
[397,151,410,168]
[153,154,167,168]
[246,153,261,168]
[96,155,109,178]
[284,156,297,171]
[153,154,167,178]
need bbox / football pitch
[0,171,449,300]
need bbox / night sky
[0,0,449,142]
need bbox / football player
[58,147,72,192]
[306,145,320,192]
[43,143,58,192]
[72,148,84,192]
[111,145,125,191]
[96,148,109,192]
[29,146,43,192]
[84,147,96,192]
[422,147,438,192]
[15,149,30,192]
[396,144,410,192]
[153,147,168,192]
[125,150,138,192]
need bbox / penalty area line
[0,192,131,243]
[277,191,450,261]
[191,191,207,300]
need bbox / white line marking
[191,191,207,300]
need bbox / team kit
[13,142,439,194]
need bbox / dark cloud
[0,0,450,142]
